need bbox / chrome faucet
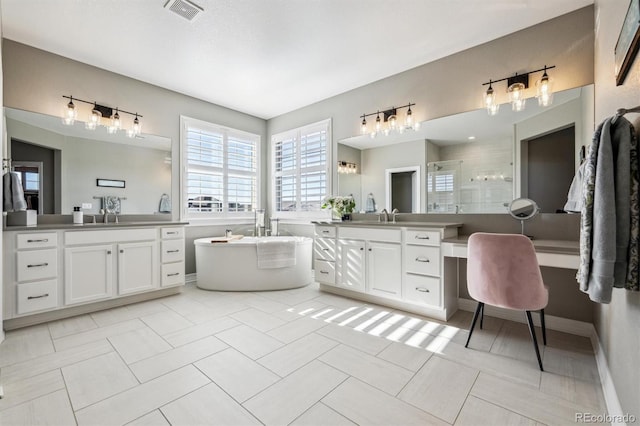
[379,209,389,223]
[391,208,400,223]
[100,209,110,224]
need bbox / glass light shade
[126,128,136,138]
[132,116,141,135]
[360,117,367,135]
[483,85,498,115]
[413,121,421,130]
[375,114,381,132]
[508,82,526,112]
[111,111,121,130]
[388,115,397,129]
[536,74,554,107]
[62,100,77,125]
[405,108,413,128]
[85,109,102,130]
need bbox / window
[181,117,259,220]
[427,170,457,213]
[272,119,331,218]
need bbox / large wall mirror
[4,108,172,215]
[338,84,594,214]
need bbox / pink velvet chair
[465,232,548,371]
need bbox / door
[367,241,402,298]
[118,241,158,295]
[64,245,113,305]
[338,239,365,292]
[524,126,575,213]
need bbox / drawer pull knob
[167,231,178,235]
[415,235,430,240]
[415,257,430,263]
[27,293,50,299]
[167,250,180,253]
[27,263,49,268]
[322,230,330,234]
[322,248,330,251]
[319,270,329,274]
[360,247,364,251]
[107,250,112,255]
[167,272,180,277]
[415,287,430,293]
[120,250,124,253]
[27,239,49,243]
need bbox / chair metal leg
[525,310,544,371]
[540,309,547,346]
[479,303,484,330]
[465,302,484,348]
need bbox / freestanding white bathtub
[194,236,313,291]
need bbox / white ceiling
[1,0,593,120]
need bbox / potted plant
[322,196,356,221]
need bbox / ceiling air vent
[164,0,204,22]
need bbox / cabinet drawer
[17,279,59,314]
[405,229,440,246]
[405,245,440,276]
[17,249,58,282]
[314,259,336,285]
[162,239,185,263]
[403,274,441,307]
[339,227,401,243]
[17,232,58,250]
[161,262,185,287]
[315,226,336,238]
[162,227,184,239]
[314,238,336,261]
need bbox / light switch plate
[82,203,92,209]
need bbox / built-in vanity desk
[441,235,579,269]
[314,221,462,320]
[3,221,187,329]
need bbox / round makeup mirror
[508,198,539,235]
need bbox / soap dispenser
[73,206,83,224]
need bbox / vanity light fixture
[359,102,419,138]
[61,95,143,137]
[337,161,358,174]
[482,65,555,115]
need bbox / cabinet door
[65,245,113,305]
[338,240,365,293]
[367,242,402,299]
[118,241,158,295]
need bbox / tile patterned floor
[0,283,607,425]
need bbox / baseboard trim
[457,298,593,337]
[185,273,197,284]
[590,329,626,426]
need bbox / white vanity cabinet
[314,225,337,285]
[160,226,185,287]
[64,228,159,304]
[336,227,402,299]
[3,224,185,325]
[13,232,60,315]
[315,222,460,321]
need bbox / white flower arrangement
[322,195,356,217]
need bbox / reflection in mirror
[508,197,540,235]
[4,108,172,215]
[338,84,593,214]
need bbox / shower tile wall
[434,140,512,213]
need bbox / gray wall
[2,39,269,222]
[593,0,640,418]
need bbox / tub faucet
[379,209,389,223]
